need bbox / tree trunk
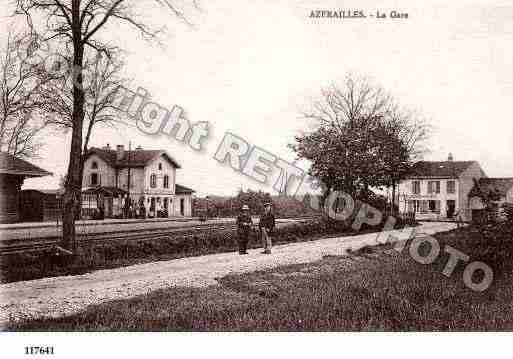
[61,2,85,250]
[391,181,396,216]
[61,76,84,249]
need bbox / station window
[412,180,421,194]
[91,173,99,186]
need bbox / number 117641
[25,346,54,355]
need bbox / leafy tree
[290,75,428,211]
[234,189,272,215]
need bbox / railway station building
[82,144,195,218]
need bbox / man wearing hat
[259,202,275,254]
[236,204,253,255]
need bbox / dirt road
[0,222,456,324]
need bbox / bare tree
[0,32,50,158]
[13,0,197,249]
[44,52,130,154]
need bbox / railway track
[0,217,316,256]
[0,222,238,256]
[0,217,315,257]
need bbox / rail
[0,222,238,256]
[0,216,317,256]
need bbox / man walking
[236,204,252,255]
[259,202,275,254]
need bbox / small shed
[469,178,513,222]
[0,153,51,223]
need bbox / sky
[1,0,513,196]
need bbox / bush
[503,203,513,222]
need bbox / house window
[91,161,98,169]
[158,163,162,171]
[163,175,169,188]
[447,180,456,194]
[427,181,440,194]
[150,174,157,188]
[90,173,99,186]
[410,200,425,213]
[412,180,421,194]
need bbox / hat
[242,205,249,210]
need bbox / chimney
[448,153,453,161]
[116,145,125,161]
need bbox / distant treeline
[192,189,320,218]
[193,188,398,221]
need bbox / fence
[399,211,416,223]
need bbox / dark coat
[236,213,253,234]
[259,212,275,232]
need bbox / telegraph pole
[126,141,131,218]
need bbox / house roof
[407,161,477,179]
[476,178,513,197]
[0,152,52,177]
[175,184,195,194]
[21,188,63,196]
[85,147,181,169]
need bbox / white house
[82,144,194,218]
[397,154,487,221]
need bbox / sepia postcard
[0,0,512,358]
